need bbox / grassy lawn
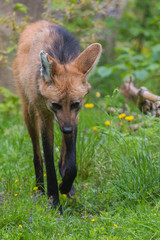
[1,90,160,239]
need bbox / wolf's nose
[62,126,73,134]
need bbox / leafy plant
[13,3,28,14]
[0,87,20,115]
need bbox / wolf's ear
[40,51,57,83]
[72,43,102,76]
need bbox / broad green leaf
[134,70,149,81]
[113,64,127,71]
[152,44,160,53]
[97,66,113,78]
[13,3,28,14]
[133,55,144,61]
[116,54,130,61]
[147,63,159,71]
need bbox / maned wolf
[13,20,102,211]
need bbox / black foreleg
[59,126,77,197]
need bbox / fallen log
[120,80,160,117]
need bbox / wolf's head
[39,43,102,133]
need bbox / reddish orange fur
[13,20,102,208]
[13,20,101,131]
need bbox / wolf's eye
[52,102,62,110]
[71,101,80,110]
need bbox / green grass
[1,91,160,239]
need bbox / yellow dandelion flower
[114,224,118,227]
[33,187,38,191]
[85,103,94,109]
[58,180,61,184]
[105,121,111,126]
[92,127,98,131]
[14,194,18,197]
[44,173,46,177]
[91,219,95,222]
[96,92,101,98]
[125,116,134,121]
[15,179,19,183]
[154,213,157,216]
[118,113,126,119]
[62,194,67,197]
[19,225,23,228]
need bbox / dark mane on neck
[47,25,80,64]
